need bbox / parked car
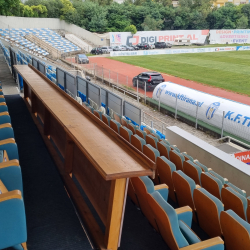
[90,47,103,55]
[112,46,126,51]
[132,72,165,91]
[137,43,150,50]
[101,46,113,53]
[149,44,155,49]
[173,38,191,46]
[154,42,172,49]
[131,45,139,50]
[121,45,134,51]
[75,54,89,64]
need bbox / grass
[110,50,250,96]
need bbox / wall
[0,16,108,46]
[165,126,250,195]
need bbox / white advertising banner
[110,30,209,46]
[153,82,250,142]
[110,46,250,57]
[210,29,250,44]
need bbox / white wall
[166,126,250,194]
[0,16,108,46]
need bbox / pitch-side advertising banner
[234,151,250,165]
[110,46,250,57]
[210,29,250,44]
[153,82,250,143]
[110,30,209,46]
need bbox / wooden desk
[14,65,155,250]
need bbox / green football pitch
[110,50,250,96]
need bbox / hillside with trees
[1,0,250,32]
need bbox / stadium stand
[0,82,27,250]
[3,39,250,250]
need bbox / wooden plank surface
[15,65,153,180]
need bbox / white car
[149,44,155,49]
[101,46,113,53]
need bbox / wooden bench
[14,65,155,250]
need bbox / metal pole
[109,70,110,87]
[144,82,146,104]
[151,120,153,128]
[195,102,199,129]
[221,111,225,138]
[137,79,139,102]
[174,94,178,119]
[102,65,104,83]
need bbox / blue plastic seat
[183,160,202,185]
[147,191,224,250]
[146,134,159,149]
[172,170,198,212]
[120,126,133,142]
[194,160,210,172]
[194,188,224,237]
[102,114,111,126]
[127,123,138,134]
[0,127,15,141]
[131,176,168,231]
[131,134,146,152]
[143,144,160,162]
[0,141,19,160]
[157,156,177,202]
[0,190,27,250]
[201,172,223,200]
[136,129,147,140]
[220,210,250,250]
[0,162,23,195]
[182,152,194,162]
[169,149,185,171]
[0,105,8,113]
[110,119,121,134]
[0,115,11,125]
[221,187,249,221]
[226,182,246,197]
[157,140,171,159]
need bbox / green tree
[241,4,250,28]
[0,0,20,16]
[124,24,137,34]
[236,15,248,29]
[60,0,75,19]
[141,15,163,31]
[31,4,48,17]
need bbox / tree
[236,15,248,29]
[141,15,163,31]
[60,0,75,19]
[0,0,20,16]
[31,4,48,17]
[124,24,137,34]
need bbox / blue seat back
[0,127,15,141]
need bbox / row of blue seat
[0,86,27,250]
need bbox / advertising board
[110,46,250,57]
[234,151,250,165]
[210,29,250,44]
[153,82,250,142]
[110,30,209,46]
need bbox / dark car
[137,43,150,50]
[132,72,165,91]
[131,45,139,50]
[90,47,103,55]
[154,42,172,49]
[75,54,89,64]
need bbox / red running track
[89,57,250,105]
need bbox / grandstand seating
[0,28,81,56]
[131,176,168,231]
[193,188,223,238]
[0,84,27,250]
[220,210,250,250]
[6,43,250,249]
[147,191,224,250]
[221,187,249,221]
